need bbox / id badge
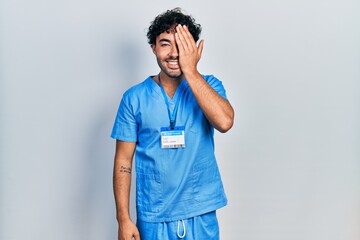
[160,126,185,149]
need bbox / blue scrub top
[111,75,228,222]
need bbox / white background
[1,0,359,239]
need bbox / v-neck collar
[148,76,188,101]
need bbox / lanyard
[158,74,180,129]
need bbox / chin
[165,70,182,79]
[169,73,182,79]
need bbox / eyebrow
[159,38,171,43]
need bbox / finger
[182,25,196,51]
[175,26,187,52]
[176,25,190,52]
[197,39,204,59]
[178,25,194,52]
[175,31,185,53]
[133,231,141,240]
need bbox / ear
[151,44,156,54]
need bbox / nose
[170,45,179,58]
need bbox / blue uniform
[111,75,227,224]
[137,211,219,239]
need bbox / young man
[111,8,234,240]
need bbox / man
[111,8,234,240]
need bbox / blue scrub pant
[136,211,219,240]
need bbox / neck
[159,72,182,85]
[157,72,183,98]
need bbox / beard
[156,57,183,79]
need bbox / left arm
[175,25,234,132]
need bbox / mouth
[166,59,180,69]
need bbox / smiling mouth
[167,60,179,68]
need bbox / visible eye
[161,43,170,47]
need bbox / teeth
[168,62,178,65]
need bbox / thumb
[134,231,141,240]
[197,39,204,59]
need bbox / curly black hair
[147,8,202,45]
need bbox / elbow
[217,119,234,133]
[217,112,234,133]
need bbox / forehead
[156,31,176,42]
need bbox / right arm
[113,140,140,240]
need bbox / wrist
[183,69,201,80]
[116,212,131,223]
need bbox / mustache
[166,57,179,61]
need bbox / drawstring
[177,219,186,238]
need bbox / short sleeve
[205,75,228,100]
[111,92,138,142]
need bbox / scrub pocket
[136,172,163,213]
[193,159,222,202]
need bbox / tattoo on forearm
[120,166,132,174]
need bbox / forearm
[113,162,132,222]
[174,25,234,132]
[184,71,234,133]
[112,141,136,223]
[112,141,139,240]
